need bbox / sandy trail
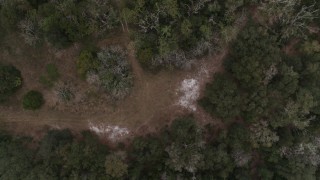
[0,33,185,140]
[0,46,227,140]
[0,14,248,140]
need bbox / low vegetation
[22,90,44,110]
[39,63,60,88]
[78,46,133,99]
[0,64,22,102]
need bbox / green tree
[0,134,34,179]
[228,24,281,88]
[200,74,242,121]
[160,0,179,18]
[105,152,128,179]
[129,136,166,179]
[249,120,279,148]
[202,144,234,178]
[0,0,28,31]
[181,19,192,37]
[165,117,204,174]
[301,40,320,55]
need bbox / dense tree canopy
[128,0,246,69]
[201,17,320,180]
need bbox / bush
[22,90,44,110]
[57,86,74,102]
[0,64,22,102]
[77,50,99,79]
[96,46,133,99]
[137,48,153,68]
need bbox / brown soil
[0,32,191,140]
[0,13,247,141]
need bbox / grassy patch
[39,63,60,88]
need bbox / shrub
[77,50,99,79]
[96,46,132,99]
[22,90,44,110]
[57,86,74,102]
[0,64,22,102]
[136,48,153,68]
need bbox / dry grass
[0,32,189,140]
[0,22,243,142]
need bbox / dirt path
[0,43,227,141]
[0,33,188,140]
[0,13,247,141]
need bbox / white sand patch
[177,62,210,111]
[177,78,200,111]
[88,122,130,141]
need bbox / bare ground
[0,29,233,142]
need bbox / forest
[1,0,320,179]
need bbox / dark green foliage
[129,136,166,179]
[242,86,269,121]
[298,54,320,115]
[77,50,99,79]
[202,144,234,179]
[268,158,317,180]
[200,19,320,179]
[96,46,133,99]
[0,130,110,179]
[129,0,240,70]
[201,23,285,123]
[277,127,294,147]
[226,124,251,151]
[0,0,27,31]
[27,0,48,9]
[37,129,73,158]
[227,24,281,88]
[22,90,44,110]
[1,0,119,48]
[200,74,242,120]
[164,117,205,177]
[0,133,34,180]
[136,47,154,68]
[0,64,22,102]
[269,63,299,99]
[201,22,319,129]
